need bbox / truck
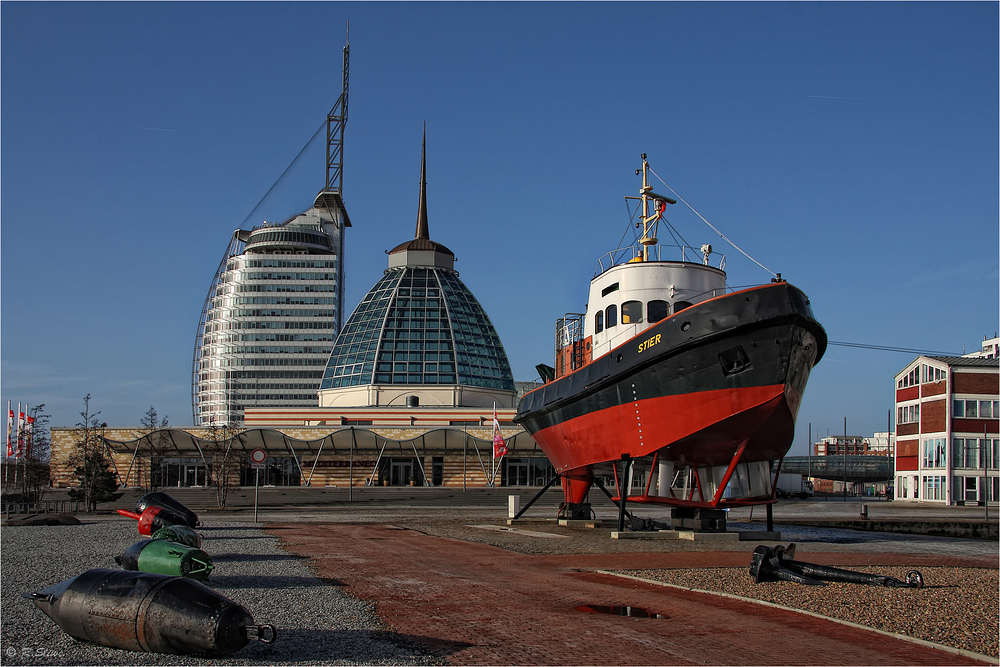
[775,473,814,499]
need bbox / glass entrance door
[390,461,413,486]
[506,461,529,486]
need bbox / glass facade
[321,266,514,391]
[193,202,348,425]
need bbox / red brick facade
[953,372,999,394]
[920,398,946,432]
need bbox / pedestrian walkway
[270,523,994,666]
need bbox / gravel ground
[0,520,445,666]
[610,566,999,659]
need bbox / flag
[25,415,35,457]
[492,408,507,458]
[5,406,12,458]
[17,411,25,458]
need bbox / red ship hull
[514,282,826,508]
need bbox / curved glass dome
[320,265,514,391]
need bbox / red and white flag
[5,405,12,458]
[17,410,25,458]
[492,408,507,458]
[25,415,35,456]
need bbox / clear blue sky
[2,2,997,454]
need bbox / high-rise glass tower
[192,39,351,426]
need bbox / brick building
[893,353,999,504]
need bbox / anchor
[749,544,924,588]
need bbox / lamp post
[843,417,848,501]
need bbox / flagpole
[490,402,496,488]
[4,400,9,489]
[13,402,20,491]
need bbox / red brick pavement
[269,523,993,666]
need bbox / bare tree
[67,395,122,511]
[134,406,171,489]
[204,421,245,510]
[19,404,51,502]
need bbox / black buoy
[24,569,275,656]
[135,492,199,527]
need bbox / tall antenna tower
[325,25,349,195]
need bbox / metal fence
[4,500,84,520]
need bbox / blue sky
[2,2,997,454]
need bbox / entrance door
[184,465,206,487]
[390,461,413,486]
[506,461,529,486]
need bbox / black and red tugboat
[514,154,827,520]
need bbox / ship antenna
[636,154,675,261]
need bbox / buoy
[24,569,275,656]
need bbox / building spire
[415,124,429,240]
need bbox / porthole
[681,322,692,331]
[616,354,624,363]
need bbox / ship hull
[514,282,826,506]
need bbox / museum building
[49,136,550,491]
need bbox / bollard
[860,504,868,519]
[750,543,923,588]
[24,569,276,656]
[116,539,214,581]
[117,505,192,535]
[135,492,199,527]
[151,524,203,548]
[508,495,520,519]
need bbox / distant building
[810,435,891,493]
[893,353,999,504]
[963,335,999,360]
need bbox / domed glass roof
[319,265,514,391]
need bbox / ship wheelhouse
[586,253,727,362]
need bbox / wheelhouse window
[674,300,693,312]
[605,304,618,328]
[595,310,604,334]
[621,300,643,325]
[647,300,670,323]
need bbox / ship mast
[634,153,676,262]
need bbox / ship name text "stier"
[638,334,661,354]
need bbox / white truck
[775,473,814,499]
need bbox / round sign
[250,448,266,464]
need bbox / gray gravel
[611,566,999,660]
[0,520,445,666]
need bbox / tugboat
[513,154,827,521]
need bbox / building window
[898,403,920,424]
[921,364,946,383]
[921,475,946,500]
[952,437,984,469]
[621,300,643,325]
[921,438,946,468]
[898,366,920,389]
[953,399,1000,419]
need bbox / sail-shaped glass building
[192,194,350,426]
[192,39,352,426]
